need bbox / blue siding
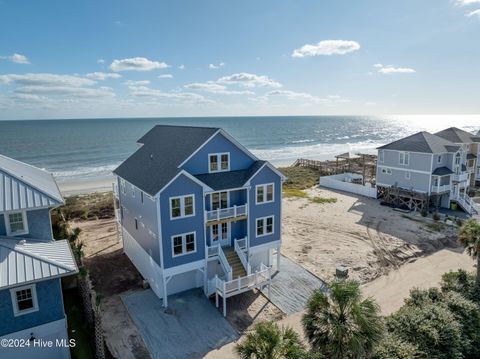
[205,219,247,247]
[248,166,282,247]
[0,209,53,240]
[181,132,255,175]
[0,279,65,336]
[160,174,206,269]
[119,178,160,265]
[204,189,247,211]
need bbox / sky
[0,0,479,120]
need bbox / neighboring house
[376,130,476,214]
[0,155,78,359]
[113,125,285,315]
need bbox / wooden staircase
[223,247,247,278]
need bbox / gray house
[376,130,475,213]
[113,125,285,315]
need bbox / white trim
[376,182,428,193]
[378,150,384,163]
[255,215,274,238]
[171,231,197,258]
[255,183,275,205]
[131,183,135,198]
[210,222,231,246]
[5,210,29,236]
[249,239,281,254]
[177,129,222,168]
[169,194,196,220]
[244,162,286,186]
[398,151,410,166]
[157,170,212,196]
[163,259,205,277]
[10,283,39,316]
[208,152,230,173]
[377,165,431,175]
[210,190,230,210]
[405,171,411,180]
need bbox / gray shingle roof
[113,125,220,196]
[434,127,474,144]
[0,155,63,211]
[377,131,460,153]
[195,161,266,191]
[432,167,454,176]
[0,237,78,289]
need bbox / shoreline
[58,177,115,196]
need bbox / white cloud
[158,74,173,79]
[185,82,254,95]
[209,62,225,70]
[454,0,480,6]
[292,40,360,57]
[217,72,282,88]
[0,53,30,64]
[374,64,416,74]
[110,57,169,72]
[123,80,150,86]
[128,85,212,104]
[86,72,122,80]
[178,64,185,70]
[97,59,105,64]
[0,73,96,87]
[266,90,349,104]
[15,85,115,98]
[466,8,480,16]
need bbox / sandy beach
[58,177,115,196]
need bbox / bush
[433,211,441,221]
[279,166,319,190]
[310,197,337,204]
[373,333,420,359]
[420,208,428,217]
[441,270,479,304]
[283,188,309,198]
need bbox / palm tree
[302,280,383,359]
[458,219,480,282]
[236,321,307,359]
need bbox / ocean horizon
[1,115,479,183]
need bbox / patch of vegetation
[279,166,319,190]
[55,192,114,222]
[283,188,309,198]
[433,211,441,221]
[310,196,337,204]
[424,222,446,232]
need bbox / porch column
[277,246,281,270]
[163,276,168,307]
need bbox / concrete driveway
[122,289,238,359]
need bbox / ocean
[0,115,479,183]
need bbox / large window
[381,168,392,175]
[211,191,228,210]
[256,216,274,237]
[10,284,38,316]
[209,153,230,172]
[172,232,196,257]
[256,183,274,204]
[378,150,384,163]
[6,211,28,236]
[399,152,410,165]
[170,195,195,219]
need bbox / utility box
[336,265,349,279]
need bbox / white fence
[320,173,377,198]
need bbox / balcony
[431,184,451,193]
[452,173,468,182]
[205,204,247,224]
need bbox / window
[405,171,411,180]
[256,183,274,204]
[437,155,442,163]
[141,191,144,204]
[256,216,274,237]
[170,195,195,219]
[134,218,138,230]
[120,179,126,194]
[211,191,228,210]
[172,232,196,257]
[381,168,392,175]
[6,211,28,236]
[211,223,229,243]
[455,153,461,165]
[209,153,230,173]
[131,184,135,198]
[378,150,384,163]
[10,284,38,316]
[399,152,409,165]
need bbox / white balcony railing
[234,237,251,275]
[115,209,121,224]
[206,204,247,222]
[452,173,469,182]
[207,244,232,281]
[431,184,451,193]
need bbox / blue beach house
[0,155,78,359]
[114,125,285,315]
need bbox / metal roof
[114,125,220,196]
[0,237,78,289]
[377,131,460,153]
[0,155,63,212]
[434,127,474,144]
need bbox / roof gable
[434,127,474,144]
[0,237,78,289]
[377,131,459,153]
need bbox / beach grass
[310,196,337,204]
[279,166,319,190]
[283,188,309,198]
[58,192,114,221]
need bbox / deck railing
[114,209,121,224]
[207,244,232,281]
[431,184,451,193]
[234,237,251,275]
[205,204,247,222]
[452,173,469,182]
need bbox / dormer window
[209,153,230,173]
[455,153,461,165]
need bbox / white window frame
[399,152,410,165]
[210,191,229,210]
[10,284,38,316]
[381,168,392,175]
[120,179,126,194]
[5,210,29,236]
[169,194,196,220]
[405,171,411,180]
[208,152,230,173]
[255,183,275,204]
[131,184,135,198]
[256,216,275,238]
[210,222,230,243]
[378,150,384,163]
[171,231,197,258]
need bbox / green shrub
[283,188,309,198]
[433,211,441,221]
[420,208,428,217]
[373,333,421,359]
[310,197,337,204]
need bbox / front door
[211,222,230,247]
